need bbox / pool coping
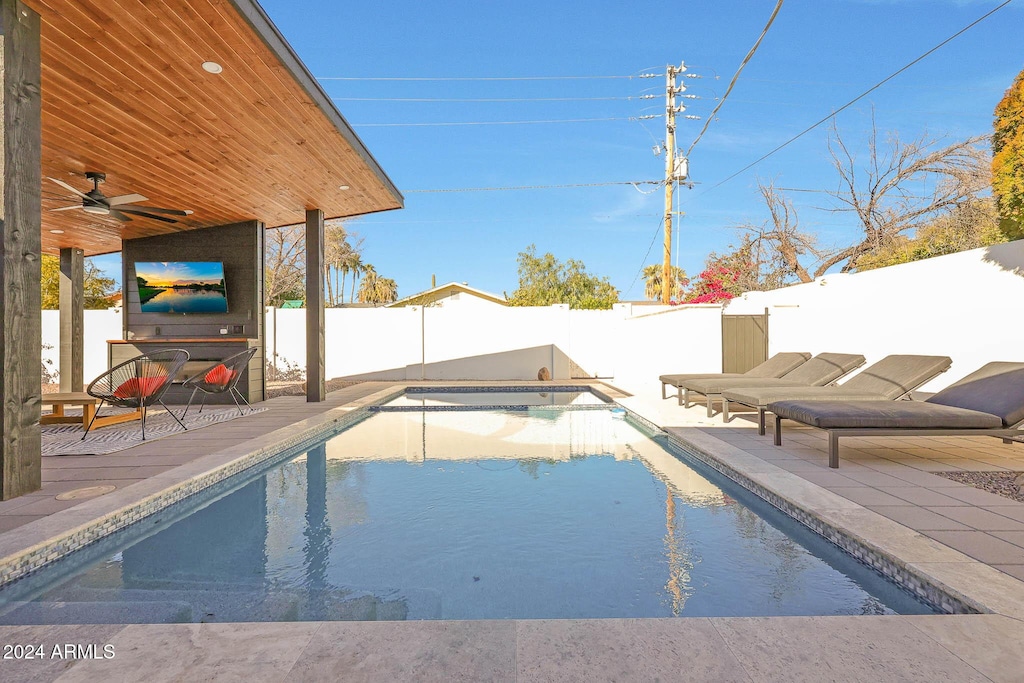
[2,380,1023,622]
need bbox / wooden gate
[721,310,768,374]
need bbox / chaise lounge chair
[679,352,866,418]
[660,352,811,404]
[769,361,1024,468]
[720,354,953,435]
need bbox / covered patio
[1,0,402,500]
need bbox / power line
[684,0,785,158]
[352,115,662,127]
[332,95,655,103]
[695,0,1015,197]
[318,74,661,82]
[405,180,664,193]
[626,216,668,297]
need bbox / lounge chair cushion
[924,362,1024,427]
[769,399,1003,430]
[660,372,745,385]
[659,352,810,386]
[723,354,953,407]
[777,353,866,385]
[682,352,864,394]
[839,355,952,398]
[680,377,809,394]
[722,386,886,408]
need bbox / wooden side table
[41,392,143,429]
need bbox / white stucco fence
[41,240,1024,394]
[725,240,1024,392]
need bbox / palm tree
[356,265,378,304]
[375,276,398,304]
[643,264,687,301]
[347,253,363,304]
[356,266,399,305]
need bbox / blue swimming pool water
[382,388,607,407]
[0,406,936,623]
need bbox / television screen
[135,262,228,314]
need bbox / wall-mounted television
[135,261,228,314]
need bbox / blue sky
[93,0,1024,300]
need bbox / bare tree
[820,118,990,273]
[265,225,305,306]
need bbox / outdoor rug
[42,406,267,457]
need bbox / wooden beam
[58,246,84,392]
[304,208,325,402]
[0,0,42,500]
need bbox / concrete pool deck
[2,380,1024,681]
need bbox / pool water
[0,406,935,624]
[382,389,607,407]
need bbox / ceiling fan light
[82,204,109,215]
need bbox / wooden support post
[304,209,325,402]
[59,247,84,392]
[0,0,42,499]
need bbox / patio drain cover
[56,485,116,501]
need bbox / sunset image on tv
[136,262,228,313]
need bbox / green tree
[41,255,116,309]
[993,68,1024,240]
[855,198,1006,271]
[642,264,687,301]
[508,245,618,309]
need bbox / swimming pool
[0,399,936,623]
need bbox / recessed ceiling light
[338,185,350,191]
[202,61,224,74]
[49,229,65,234]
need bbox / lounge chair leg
[682,389,689,408]
[232,387,253,414]
[662,382,668,400]
[81,399,105,441]
[182,387,199,419]
[159,399,188,431]
[707,396,714,418]
[722,399,730,423]
[758,408,766,436]
[773,415,783,446]
[227,387,252,417]
[829,432,840,468]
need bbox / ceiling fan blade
[47,177,90,200]
[49,205,83,212]
[118,208,179,223]
[116,205,190,216]
[107,193,148,206]
[109,209,133,223]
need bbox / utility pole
[662,62,687,304]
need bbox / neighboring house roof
[387,282,508,307]
[279,300,304,309]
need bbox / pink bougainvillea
[680,266,740,304]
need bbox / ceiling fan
[47,172,192,223]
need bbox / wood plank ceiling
[24,0,403,257]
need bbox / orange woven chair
[83,349,190,441]
[181,347,258,418]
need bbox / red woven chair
[181,347,258,418]
[84,349,190,441]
